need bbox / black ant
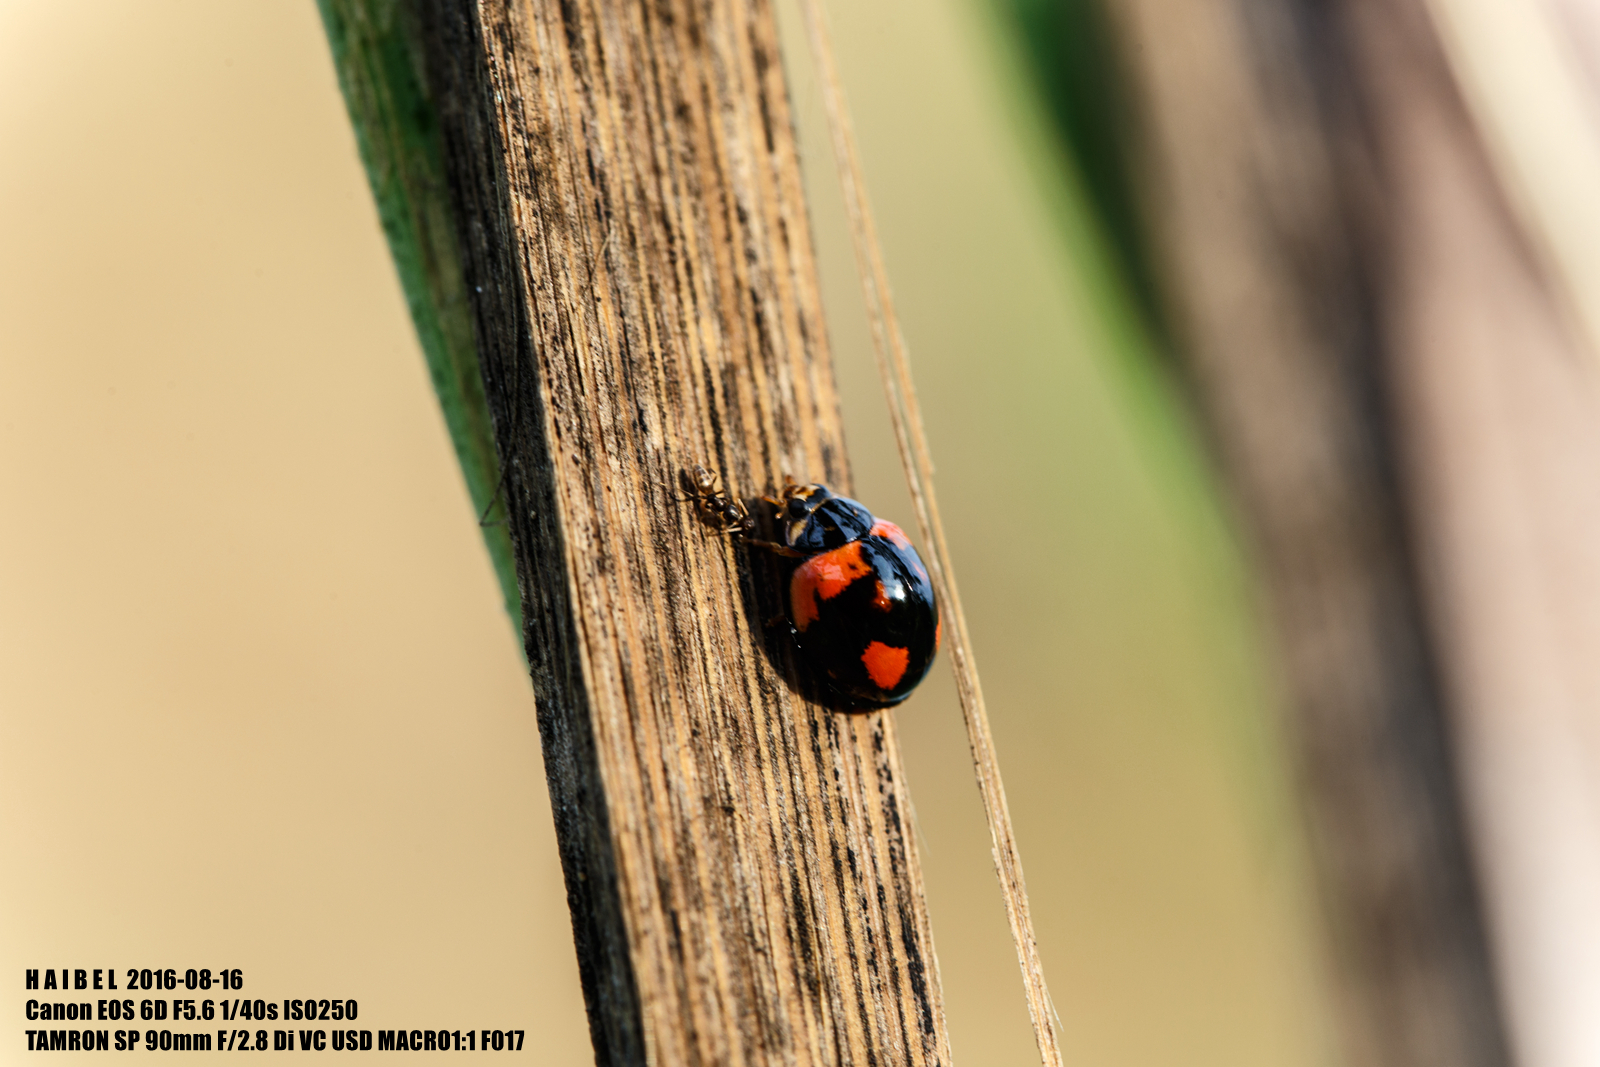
[682,465,803,557]
[683,464,755,534]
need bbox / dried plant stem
[794,3,1065,1064]
[405,0,955,1062]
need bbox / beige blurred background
[0,2,1337,1064]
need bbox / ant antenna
[478,457,512,528]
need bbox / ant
[682,465,803,557]
[684,464,755,535]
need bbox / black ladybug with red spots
[687,467,939,707]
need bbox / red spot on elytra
[790,542,872,631]
[870,519,911,549]
[872,580,894,612]
[861,641,910,690]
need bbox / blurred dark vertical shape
[997,1,1515,1065]
[1003,0,1164,342]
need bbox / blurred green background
[0,1,1337,1063]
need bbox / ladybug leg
[763,475,805,510]
[744,538,806,559]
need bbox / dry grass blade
[793,2,1065,1063]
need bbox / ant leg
[478,460,512,527]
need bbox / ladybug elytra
[687,467,939,707]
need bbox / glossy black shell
[781,489,939,707]
[787,493,875,552]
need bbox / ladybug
[686,467,939,707]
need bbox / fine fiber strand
[792,3,1066,1063]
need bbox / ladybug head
[777,482,831,546]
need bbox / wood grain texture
[419,1,950,1064]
